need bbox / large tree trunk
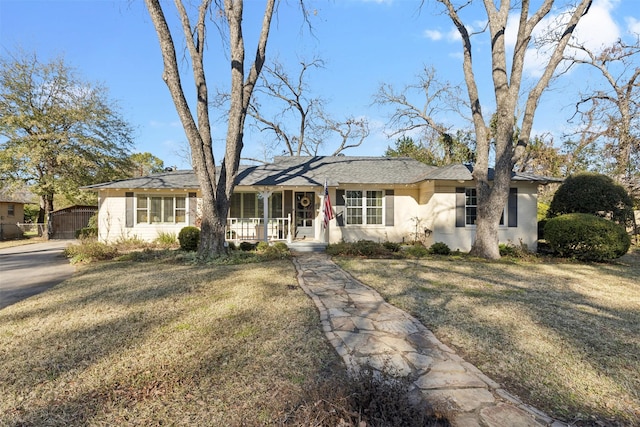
[439,0,593,259]
[145,0,274,257]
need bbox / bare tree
[144,0,275,255]
[565,38,640,179]
[248,57,368,158]
[434,0,594,259]
[373,65,464,140]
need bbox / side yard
[335,250,640,426]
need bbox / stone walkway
[292,253,566,427]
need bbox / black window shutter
[508,188,518,228]
[125,192,134,228]
[188,192,197,226]
[455,187,465,227]
[335,189,345,227]
[385,190,394,226]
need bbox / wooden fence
[49,206,97,239]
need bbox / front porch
[225,216,293,243]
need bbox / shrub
[548,173,633,225]
[75,227,98,239]
[257,242,290,260]
[63,241,118,264]
[428,242,451,255]
[545,213,631,261]
[285,366,447,426]
[178,226,200,251]
[154,231,177,246]
[405,244,429,258]
[256,241,270,252]
[499,240,531,258]
[326,240,390,257]
[383,241,402,252]
[239,241,257,251]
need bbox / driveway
[0,240,75,310]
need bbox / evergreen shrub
[178,226,200,251]
[428,242,451,255]
[545,213,630,261]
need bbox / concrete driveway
[0,240,75,310]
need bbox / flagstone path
[292,253,567,427]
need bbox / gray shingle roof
[83,170,201,190]
[83,156,558,190]
[236,156,437,186]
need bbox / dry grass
[0,235,46,250]
[335,250,640,426]
[0,259,342,426]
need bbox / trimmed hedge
[178,226,200,251]
[544,213,630,261]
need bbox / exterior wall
[0,202,25,240]
[97,189,199,243]
[96,181,540,252]
[327,185,429,244]
[429,182,539,252]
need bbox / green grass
[334,250,640,425]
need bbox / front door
[295,192,315,239]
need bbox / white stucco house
[84,156,555,252]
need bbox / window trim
[344,189,385,226]
[458,187,516,228]
[135,193,187,225]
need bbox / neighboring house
[0,191,30,240]
[84,156,556,252]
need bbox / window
[7,204,15,217]
[346,190,383,225]
[457,187,515,228]
[136,194,186,224]
[465,188,477,225]
[229,192,283,218]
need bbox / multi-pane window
[346,190,383,225]
[7,204,15,217]
[465,188,477,225]
[464,188,505,226]
[136,195,186,224]
[366,191,383,225]
[346,190,363,224]
[229,192,283,218]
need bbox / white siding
[429,183,539,252]
[97,189,198,243]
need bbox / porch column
[261,190,272,242]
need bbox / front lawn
[335,250,640,426]
[0,259,340,426]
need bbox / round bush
[428,242,451,255]
[548,173,633,225]
[544,213,630,261]
[178,226,200,251]
[239,241,257,251]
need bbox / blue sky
[1,0,639,169]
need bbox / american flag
[322,179,334,230]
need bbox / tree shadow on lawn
[345,257,640,425]
[0,259,350,426]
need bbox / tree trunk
[38,194,54,239]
